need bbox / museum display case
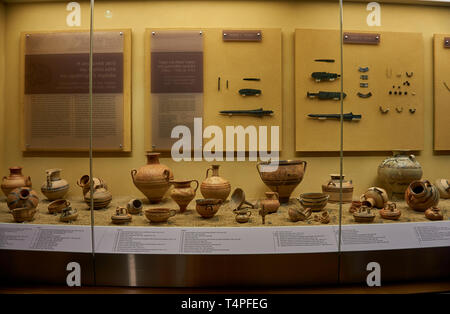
[0,0,449,288]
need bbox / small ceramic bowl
[48,199,70,214]
[144,208,176,223]
[298,193,329,212]
[195,199,222,218]
[11,207,37,223]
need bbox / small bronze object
[409,108,416,114]
[259,205,269,224]
[406,72,413,77]
[396,106,403,113]
[379,106,389,114]
[358,66,369,72]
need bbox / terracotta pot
[257,160,307,204]
[298,193,329,212]
[200,165,231,202]
[111,207,132,224]
[378,151,422,199]
[144,208,176,223]
[1,167,32,197]
[260,192,280,213]
[424,207,443,221]
[288,207,311,222]
[48,199,70,214]
[405,180,439,212]
[127,199,143,215]
[170,179,199,212]
[77,175,107,196]
[11,207,37,223]
[60,207,78,222]
[379,202,401,220]
[235,210,252,223]
[360,187,389,209]
[195,198,222,218]
[131,153,173,204]
[84,185,112,210]
[41,168,69,201]
[7,187,39,211]
[322,174,353,203]
[353,206,375,223]
[435,179,450,199]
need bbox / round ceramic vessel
[48,199,70,214]
[77,175,107,196]
[144,208,176,223]
[60,208,78,222]
[131,153,173,204]
[41,169,69,201]
[200,165,231,202]
[379,202,401,220]
[235,211,252,223]
[7,187,39,211]
[435,179,450,199]
[360,187,389,209]
[298,193,329,212]
[170,179,199,212]
[1,167,32,197]
[260,192,280,213]
[84,186,112,210]
[127,199,143,215]
[378,151,423,198]
[322,174,353,203]
[11,207,37,223]
[195,199,222,218]
[353,207,375,223]
[405,180,439,212]
[257,160,307,204]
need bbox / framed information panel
[295,29,424,152]
[145,28,282,153]
[20,30,131,152]
[433,34,450,151]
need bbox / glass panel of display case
[338,1,450,284]
[0,0,96,285]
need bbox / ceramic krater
[1,167,32,197]
[131,152,173,203]
[405,180,439,212]
[322,174,353,203]
[200,165,231,202]
[257,160,307,204]
[41,168,69,201]
[170,179,199,212]
[378,151,423,200]
[7,187,39,211]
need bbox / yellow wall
[0,3,5,172]
[1,1,450,201]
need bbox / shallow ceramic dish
[298,193,329,212]
[144,208,176,223]
[48,199,70,214]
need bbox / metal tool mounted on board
[311,72,340,82]
[220,108,273,117]
[307,112,362,121]
[307,91,346,100]
[239,88,262,96]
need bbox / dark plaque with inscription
[222,30,262,42]
[23,31,125,151]
[343,32,380,45]
[150,30,204,151]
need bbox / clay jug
[257,160,307,204]
[260,192,280,213]
[7,187,39,211]
[77,175,107,196]
[131,152,174,203]
[1,167,32,197]
[200,165,231,202]
[322,174,353,203]
[84,185,112,210]
[41,168,69,201]
[378,151,423,199]
[360,187,388,209]
[405,180,439,212]
[170,179,199,212]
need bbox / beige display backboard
[433,34,450,151]
[20,29,132,152]
[295,29,424,152]
[145,28,282,153]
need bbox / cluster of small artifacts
[1,152,448,225]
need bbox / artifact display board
[295,29,424,152]
[145,28,282,152]
[433,34,450,151]
[21,30,132,152]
